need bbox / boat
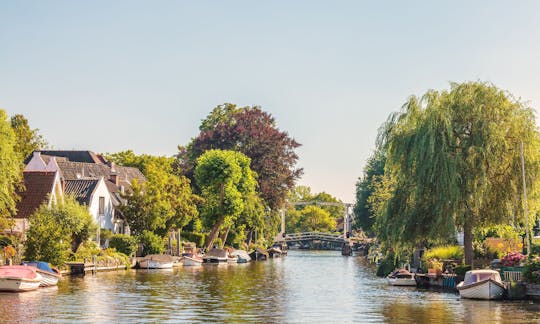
[456,269,506,300]
[267,246,283,258]
[183,254,203,266]
[230,250,251,264]
[0,265,43,292]
[202,248,228,265]
[22,261,61,287]
[386,268,417,286]
[139,255,174,269]
[249,247,269,261]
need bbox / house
[12,171,63,237]
[23,151,146,236]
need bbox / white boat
[0,266,43,292]
[183,255,203,266]
[139,255,174,269]
[387,268,417,286]
[23,261,61,287]
[457,269,506,300]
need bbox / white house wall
[88,178,115,232]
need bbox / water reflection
[0,251,539,323]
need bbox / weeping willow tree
[374,82,540,265]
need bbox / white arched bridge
[282,232,345,244]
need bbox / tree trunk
[220,226,231,249]
[246,228,253,246]
[463,217,473,266]
[204,216,225,252]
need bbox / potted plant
[426,259,443,275]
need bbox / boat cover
[0,266,38,279]
[23,261,54,273]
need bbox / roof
[25,150,106,164]
[56,161,145,190]
[63,179,99,205]
[15,172,56,219]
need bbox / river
[1,250,540,323]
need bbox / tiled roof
[56,161,145,190]
[15,172,56,219]
[63,179,99,205]
[25,150,106,164]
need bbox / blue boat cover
[22,261,54,273]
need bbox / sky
[1,1,540,203]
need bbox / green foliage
[474,225,522,241]
[24,196,98,265]
[0,109,22,225]
[100,229,113,246]
[454,265,472,277]
[0,235,13,248]
[376,253,398,277]
[524,259,540,284]
[287,205,337,233]
[71,242,131,268]
[10,113,47,161]
[423,245,464,262]
[373,81,540,264]
[195,149,257,249]
[181,231,207,248]
[138,230,164,255]
[112,151,199,236]
[354,150,385,233]
[109,234,138,256]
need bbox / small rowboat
[139,255,174,269]
[22,261,61,287]
[0,265,43,292]
[457,269,506,300]
[183,254,203,266]
[387,268,417,286]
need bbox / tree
[109,151,199,237]
[24,196,98,265]
[375,82,540,265]
[0,109,22,228]
[194,149,257,250]
[354,150,385,234]
[293,206,336,233]
[178,103,302,211]
[10,114,47,161]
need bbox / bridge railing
[283,232,344,243]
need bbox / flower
[501,252,525,267]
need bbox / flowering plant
[501,252,525,267]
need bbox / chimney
[110,162,119,186]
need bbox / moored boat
[183,254,203,266]
[230,250,251,263]
[457,269,506,300]
[0,266,43,292]
[267,246,283,258]
[249,248,269,261]
[139,255,174,269]
[203,248,228,265]
[22,261,61,287]
[386,268,417,286]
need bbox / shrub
[454,265,472,277]
[0,235,13,248]
[181,232,207,248]
[100,229,113,246]
[423,245,464,261]
[138,231,164,255]
[501,252,525,267]
[109,234,138,256]
[524,259,540,284]
[376,253,398,277]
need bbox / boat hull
[202,258,228,265]
[457,279,506,300]
[36,269,60,287]
[387,277,417,286]
[139,260,174,269]
[183,256,203,266]
[0,275,42,292]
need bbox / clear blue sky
[2,1,540,202]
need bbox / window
[99,197,105,215]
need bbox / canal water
[1,250,540,323]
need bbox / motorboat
[457,269,506,300]
[22,261,61,287]
[386,268,417,286]
[202,248,228,265]
[267,246,283,258]
[139,255,174,269]
[0,265,43,292]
